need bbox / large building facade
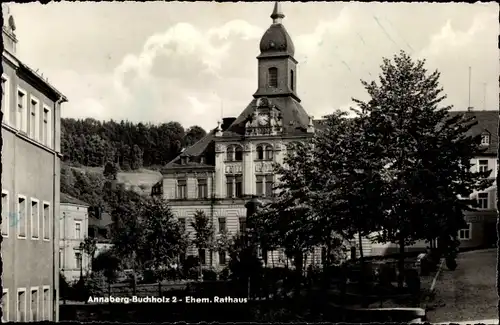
[158,3,498,265]
[1,6,66,322]
[159,3,324,268]
[59,193,90,283]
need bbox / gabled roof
[448,110,498,155]
[162,129,217,171]
[222,97,311,137]
[60,193,89,207]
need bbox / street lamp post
[244,196,264,300]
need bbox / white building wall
[59,204,89,283]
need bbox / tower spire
[271,1,285,24]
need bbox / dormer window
[480,133,490,146]
[200,156,206,164]
[180,157,187,165]
[268,67,278,88]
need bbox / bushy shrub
[84,271,107,297]
[445,257,457,271]
[404,268,421,296]
[218,267,231,281]
[142,269,157,284]
[202,267,218,281]
[182,256,201,280]
[378,263,397,286]
[59,272,72,300]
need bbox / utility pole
[467,66,472,111]
[483,82,486,110]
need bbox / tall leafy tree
[352,50,493,287]
[140,197,189,282]
[80,236,98,274]
[190,210,215,277]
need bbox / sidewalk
[434,319,498,324]
[426,249,497,322]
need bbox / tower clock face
[258,113,269,126]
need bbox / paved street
[427,249,498,323]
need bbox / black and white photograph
[0,1,498,323]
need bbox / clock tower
[253,2,300,102]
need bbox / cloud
[420,12,496,58]
[9,2,497,132]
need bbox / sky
[5,1,499,131]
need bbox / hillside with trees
[61,118,207,170]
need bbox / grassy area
[70,166,162,195]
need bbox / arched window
[290,70,294,91]
[226,145,234,161]
[256,145,264,160]
[235,146,243,161]
[268,67,278,88]
[265,145,273,160]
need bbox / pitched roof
[89,212,113,228]
[60,193,89,207]
[222,97,311,137]
[448,110,498,155]
[162,129,217,171]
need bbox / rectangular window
[2,190,9,237]
[43,202,50,240]
[59,249,63,269]
[1,75,9,124]
[239,217,246,233]
[477,192,489,209]
[42,287,50,321]
[458,223,472,240]
[29,97,39,140]
[219,250,226,265]
[75,221,81,239]
[197,179,208,199]
[218,217,226,233]
[478,159,489,173]
[17,195,27,238]
[2,289,9,322]
[42,106,51,148]
[17,288,26,322]
[199,249,206,266]
[17,88,27,133]
[265,175,273,197]
[30,288,38,322]
[177,179,187,199]
[75,251,82,269]
[235,176,242,198]
[226,176,234,198]
[30,199,39,239]
[256,176,264,196]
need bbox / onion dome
[258,2,295,57]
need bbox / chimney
[2,4,17,54]
[222,117,236,131]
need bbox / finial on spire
[271,1,285,24]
